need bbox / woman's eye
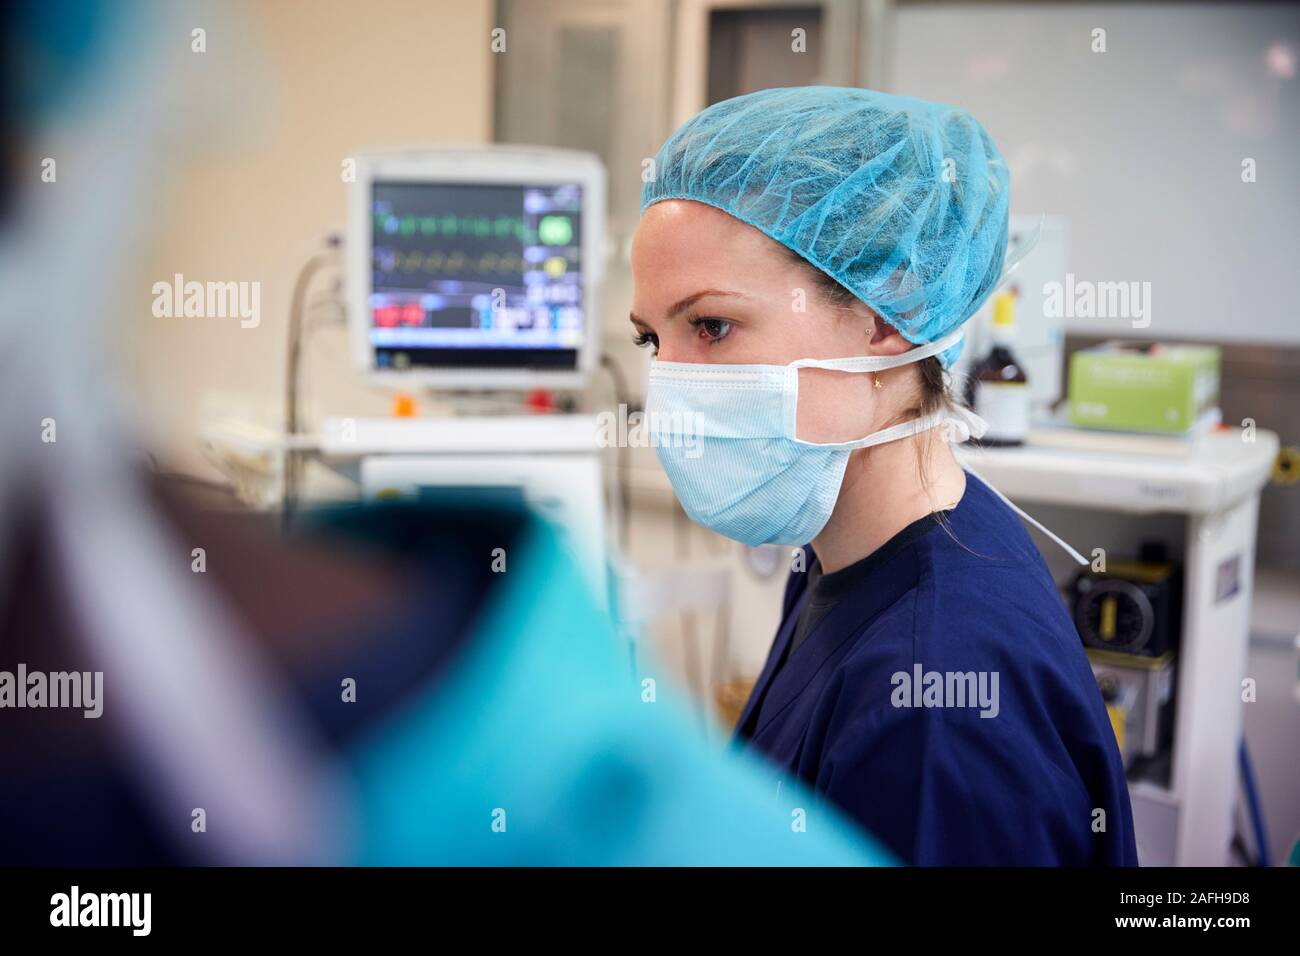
[692,317,732,344]
[632,330,658,352]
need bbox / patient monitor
[337,146,609,596]
[348,146,605,390]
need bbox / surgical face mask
[645,328,979,547]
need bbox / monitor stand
[318,414,607,603]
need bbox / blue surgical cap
[641,86,1011,367]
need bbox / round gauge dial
[1075,578,1155,653]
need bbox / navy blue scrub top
[735,472,1139,866]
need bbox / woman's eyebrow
[630,290,748,326]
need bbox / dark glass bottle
[965,292,1030,447]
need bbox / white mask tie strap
[791,327,964,374]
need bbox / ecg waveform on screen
[367,184,583,354]
[374,212,536,243]
[372,250,530,276]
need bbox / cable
[282,238,342,529]
[598,352,633,554]
[1239,738,1272,867]
[599,353,732,716]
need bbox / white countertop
[955,428,1279,516]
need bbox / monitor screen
[368,181,584,372]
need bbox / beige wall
[130,0,494,476]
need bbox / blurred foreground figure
[0,1,889,865]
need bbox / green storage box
[1068,342,1220,434]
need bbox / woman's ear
[867,314,912,355]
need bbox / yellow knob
[1272,446,1300,486]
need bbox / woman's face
[630,200,917,443]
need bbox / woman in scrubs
[630,87,1137,865]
